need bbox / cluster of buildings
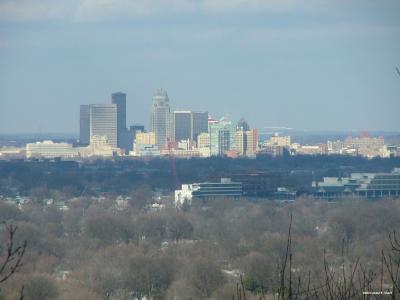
[174,168,400,206]
[5,89,259,160]
[312,168,400,200]
[0,89,399,160]
[259,133,397,159]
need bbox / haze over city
[1,0,400,134]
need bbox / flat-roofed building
[131,144,160,157]
[312,168,400,199]
[80,104,117,148]
[175,178,243,206]
[111,92,127,148]
[197,132,210,148]
[209,118,235,156]
[135,132,156,146]
[235,128,258,157]
[269,134,291,147]
[173,111,192,141]
[173,111,208,143]
[26,141,78,159]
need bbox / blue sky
[0,0,399,134]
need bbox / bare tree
[0,224,27,284]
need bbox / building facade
[191,111,209,142]
[111,92,127,148]
[209,119,235,156]
[173,111,192,142]
[174,178,243,206]
[269,134,291,147]
[173,111,208,143]
[235,128,258,157]
[80,104,118,148]
[312,168,400,199]
[135,132,156,145]
[26,141,78,159]
[150,89,171,149]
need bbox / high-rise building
[150,89,171,148]
[246,129,259,157]
[235,130,247,156]
[235,128,258,157]
[237,118,250,131]
[173,111,192,142]
[130,124,145,134]
[192,112,209,142]
[111,92,127,148]
[209,118,235,156]
[173,111,208,143]
[80,105,91,145]
[80,104,117,148]
[120,124,146,154]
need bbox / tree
[129,184,153,209]
[166,214,194,242]
[187,257,225,298]
[137,213,167,243]
[83,214,133,244]
[0,224,27,284]
[24,275,59,300]
[124,254,175,299]
[0,203,23,223]
[241,252,274,294]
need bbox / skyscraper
[236,128,259,157]
[234,119,258,157]
[209,118,235,156]
[191,112,208,142]
[79,104,117,148]
[173,111,192,142]
[111,92,127,148]
[80,105,91,145]
[173,111,208,142]
[150,89,171,148]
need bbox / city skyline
[1,1,400,133]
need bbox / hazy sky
[0,0,399,134]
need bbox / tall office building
[150,89,171,148]
[80,105,91,145]
[235,119,258,157]
[80,104,117,148]
[235,130,247,156]
[111,92,127,148]
[173,111,208,142]
[191,112,209,142]
[173,111,192,142]
[209,118,235,156]
[246,129,259,157]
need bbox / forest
[1,193,400,299]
